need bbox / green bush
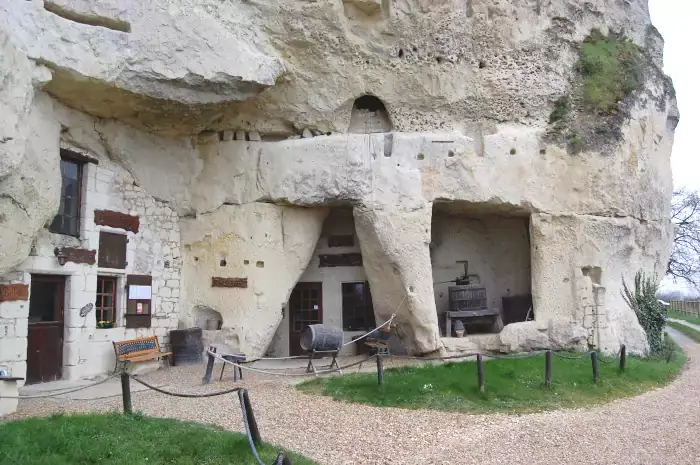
[549,97,570,124]
[577,29,643,112]
[622,270,667,355]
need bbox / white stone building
[0,140,181,384]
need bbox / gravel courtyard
[8,344,700,465]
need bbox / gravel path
[666,325,696,345]
[8,346,700,465]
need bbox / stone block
[0,319,15,338]
[0,380,19,417]
[0,302,28,319]
[14,318,27,338]
[248,131,261,141]
[166,279,179,288]
[0,337,27,362]
[235,130,246,140]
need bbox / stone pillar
[354,204,441,355]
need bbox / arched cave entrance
[348,95,393,134]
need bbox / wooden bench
[113,336,172,374]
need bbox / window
[98,232,127,269]
[342,282,376,331]
[49,156,83,236]
[96,276,117,326]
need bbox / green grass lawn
[668,310,700,326]
[667,321,700,343]
[0,412,317,465]
[299,350,685,414]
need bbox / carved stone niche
[211,277,248,288]
[94,210,140,233]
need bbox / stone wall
[1,99,183,380]
[0,272,30,385]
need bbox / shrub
[549,97,570,124]
[622,270,667,355]
[577,29,644,112]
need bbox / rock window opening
[430,202,533,338]
[348,95,393,134]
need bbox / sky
[648,0,700,191]
[647,1,700,294]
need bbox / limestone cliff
[0,0,677,356]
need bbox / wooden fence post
[202,346,216,385]
[545,351,552,388]
[376,354,384,386]
[591,352,599,382]
[120,372,132,415]
[477,354,484,393]
[619,345,627,372]
[240,389,261,446]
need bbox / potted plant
[97,320,115,329]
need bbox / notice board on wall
[126,275,152,328]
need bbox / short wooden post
[240,389,261,446]
[202,347,216,385]
[619,345,627,372]
[120,372,132,415]
[545,350,552,388]
[591,351,599,382]
[476,354,484,393]
[376,354,384,386]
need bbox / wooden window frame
[96,276,118,326]
[341,281,376,331]
[98,231,128,269]
[49,152,84,237]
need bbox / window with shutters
[98,232,127,269]
[342,282,376,331]
[49,153,84,237]
[96,276,117,326]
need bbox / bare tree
[667,188,700,289]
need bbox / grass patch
[668,310,700,326]
[667,321,700,343]
[577,29,643,112]
[299,351,685,414]
[0,412,317,465]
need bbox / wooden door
[27,275,66,384]
[289,282,323,356]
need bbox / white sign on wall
[128,285,152,300]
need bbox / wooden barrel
[169,328,203,366]
[448,285,488,311]
[299,325,344,352]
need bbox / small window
[49,156,83,237]
[342,282,376,331]
[98,232,127,269]
[96,276,117,326]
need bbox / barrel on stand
[300,324,344,353]
[170,328,203,366]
